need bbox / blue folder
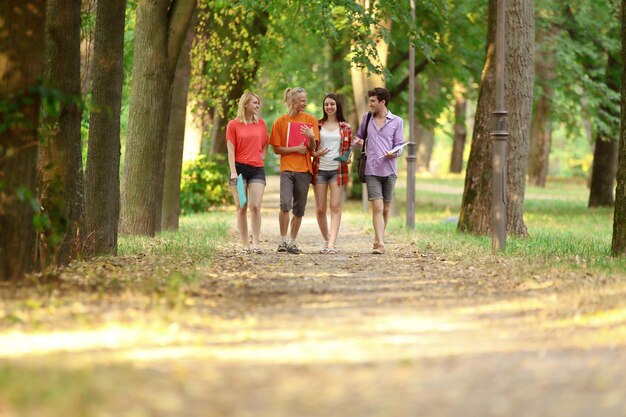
[236,174,247,207]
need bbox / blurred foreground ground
[1,176,626,417]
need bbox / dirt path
[191,177,626,417]
[2,177,626,416]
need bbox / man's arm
[273,143,308,155]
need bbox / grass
[360,175,626,272]
[119,211,231,261]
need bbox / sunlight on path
[2,176,626,417]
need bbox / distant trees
[0,1,47,280]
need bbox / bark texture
[120,0,195,236]
[83,0,127,256]
[458,0,534,236]
[588,54,620,208]
[162,14,195,231]
[39,0,84,267]
[612,0,626,256]
[416,124,434,172]
[528,29,556,187]
[450,83,467,174]
[0,1,46,280]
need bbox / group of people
[226,86,405,255]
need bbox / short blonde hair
[236,92,260,124]
[283,87,306,110]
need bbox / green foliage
[192,2,269,121]
[179,155,233,214]
[536,0,621,141]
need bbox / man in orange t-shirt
[269,87,319,254]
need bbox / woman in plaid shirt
[311,93,353,254]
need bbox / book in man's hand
[286,122,311,147]
[377,142,409,159]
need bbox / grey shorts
[365,174,397,202]
[316,169,338,185]
[280,171,312,217]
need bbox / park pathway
[189,176,626,417]
[2,177,626,417]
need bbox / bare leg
[231,184,249,250]
[289,215,303,241]
[279,209,290,238]
[328,181,343,247]
[383,201,391,229]
[371,199,385,247]
[314,183,329,243]
[248,182,265,248]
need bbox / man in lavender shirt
[353,88,405,254]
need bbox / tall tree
[83,0,127,256]
[458,0,534,236]
[120,0,195,236]
[612,0,626,256]
[528,26,556,187]
[588,51,620,207]
[450,82,468,173]
[162,12,195,231]
[38,0,84,267]
[0,1,46,280]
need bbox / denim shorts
[365,174,397,202]
[316,169,338,185]
[229,162,266,186]
[279,171,312,217]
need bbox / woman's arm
[226,141,238,181]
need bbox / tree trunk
[588,53,620,207]
[83,0,127,256]
[162,13,195,231]
[416,124,434,172]
[39,0,84,267]
[183,99,205,162]
[528,26,556,187]
[450,82,467,174]
[612,0,626,256]
[209,113,225,155]
[120,0,195,236]
[458,0,534,237]
[0,0,46,280]
[80,0,98,95]
[528,94,552,187]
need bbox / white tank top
[319,126,341,171]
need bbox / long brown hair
[319,93,346,124]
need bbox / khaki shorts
[365,174,397,203]
[279,171,312,217]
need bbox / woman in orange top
[226,92,268,254]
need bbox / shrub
[179,155,233,214]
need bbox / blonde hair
[283,87,306,110]
[236,92,260,124]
